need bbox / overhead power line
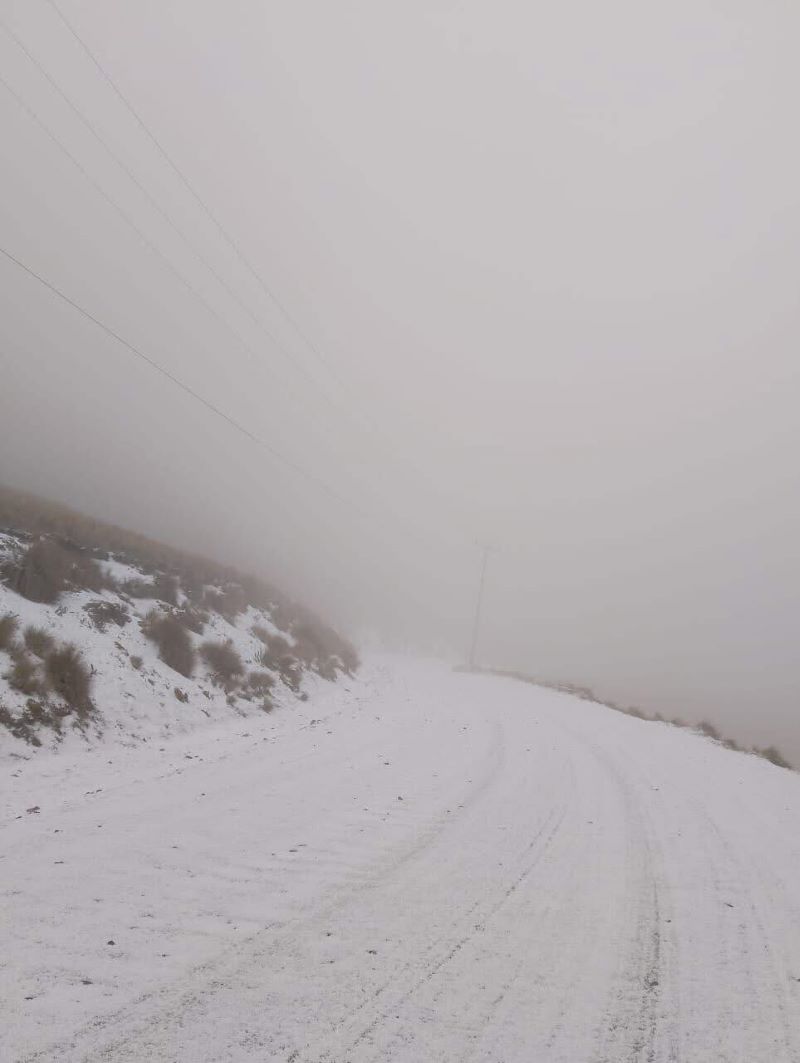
[3,4,475,553]
[47,0,345,391]
[3,11,344,417]
[0,243,360,512]
[25,2,442,496]
[0,64,295,402]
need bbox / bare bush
[5,538,108,603]
[267,632,292,657]
[205,584,247,621]
[174,687,189,703]
[173,606,208,634]
[72,553,107,593]
[253,642,302,689]
[203,587,225,613]
[0,702,40,745]
[292,619,359,678]
[251,624,272,645]
[625,706,647,719]
[141,611,195,678]
[83,600,130,632]
[245,670,275,696]
[292,621,328,667]
[697,720,721,740]
[123,577,157,599]
[9,538,70,602]
[318,658,341,681]
[5,650,47,697]
[200,640,244,688]
[129,655,143,671]
[45,643,93,716]
[151,573,179,606]
[23,625,55,658]
[757,745,793,770]
[0,613,18,650]
[274,653,302,693]
[23,699,66,734]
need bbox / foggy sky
[1,1,799,758]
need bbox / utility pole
[468,543,493,671]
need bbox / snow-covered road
[3,658,800,1062]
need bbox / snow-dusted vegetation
[0,488,358,754]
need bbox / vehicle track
[6,660,800,1063]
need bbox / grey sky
[1,1,799,756]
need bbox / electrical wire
[0,243,363,512]
[47,0,346,391]
[4,11,345,412]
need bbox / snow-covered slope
[2,657,799,1062]
[0,530,356,755]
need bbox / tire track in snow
[9,661,800,1063]
[689,803,797,1061]
[303,796,571,1063]
[539,735,672,1063]
[17,716,507,1063]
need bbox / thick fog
[1,1,799,757]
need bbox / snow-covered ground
[2,656,800,1062]
[0,532,331,754]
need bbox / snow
[98,558,151,587]
[0,537,309,755]
[2,656,800,1061]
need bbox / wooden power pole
[468,543,492,670]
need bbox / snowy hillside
[3,656,800,1062]
[0,521,357,755]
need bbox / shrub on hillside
[625,705,647,719]
[292,621,328,666]
[7,538,71,602]
[73,552,108,593]
[202,587,225,613]
[204,584,247,621]
[269,598,297,634]
[23,698,67,734]
[320,657,342,681]
[200,639,244,688]
[240,670,275,712]
[280,656,303,693]
[267,632,293,657]
[251,624,272,646]
[173,606,208,635]
[5,649,47,697]
[45,643,93,715]
[4,538,108,603]
[153,573,179,605]
[697,720,721,740]
[0,613,18,651]
[245,670,275,696]
[757,745,793,770]
[83,599,130,632]
[252,629,304,679]
[141,611,195,678]
[253,641,296,681]
[123,577,157,599]
[293,619,359,677]
[23,625,55,658]
[0,702,40,745]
